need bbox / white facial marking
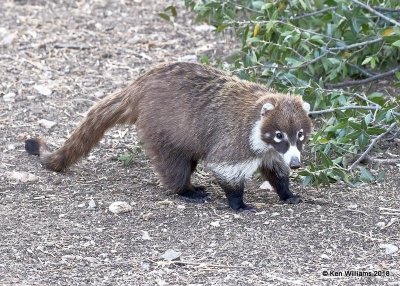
[282,145,301,166]
[250,120,272,153]
[273,131,287,143]
[208,159,262,183]
[303,102,310,113]
[298,129,304,141]
[261,103,275,116]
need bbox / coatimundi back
[25,62,313,211]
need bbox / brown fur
[26,62,312,210]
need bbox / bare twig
[309,105,380,115]
[370,158,400,165]
[351,0,400,27]
[290,7,336,20]
[373,7,400,13]
[325,65,400,89]
[329,37,383,51]
[349,122,398,171]
[346,62,375,77]
[54,43,92,50]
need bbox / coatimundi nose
[289,157,301,169]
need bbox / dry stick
[328,37,383,51]
[309,105,379,115]
[54,43,92,50]
[325,65,400,89]
[290,7,336,20]
[351,0,400,27]
[372,158,400,164]
[373,7,400,13]
[349,122,398,171]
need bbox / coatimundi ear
[261,103,275,116]
[303,102,311,113]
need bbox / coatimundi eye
[298,131,303,138]
[275,132,283,139]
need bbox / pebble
[34,85,52,96]
[379,244,398,255]
[210,221,220,227]
[109,201,132,214]
[3,92,16,102]
[38,119,57,129]
[160,249,181,261]
[87,199,96,210]
[259,181,274,190]
[6,171,38,182]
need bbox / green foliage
[182,0,400,186]
[117,147,143,166]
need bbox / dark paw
[284,195,303,204]
[228,197,256,212]
[25,139,41,155]
[179,186,209,203]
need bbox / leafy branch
[349,122,398,171]
[183,0,400,186]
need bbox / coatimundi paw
[227,197,256,212]
[284,195,303,204]
[178,186,210,203]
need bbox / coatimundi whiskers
[25,62,313,211]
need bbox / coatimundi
[25,62,313,211]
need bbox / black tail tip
[25,139,41,156]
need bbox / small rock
[94,91,105,98]
[177,204,185,209]
[84,257,97,263]
[210,221,220,227]
[140,262,150,271]
[77,203,86,208]
[259,181,274,190]
[38,119,57,129]
[6,171,38,182]
[95,22,102,30]
[62,254,82,261]
[3,92,16,102]
[179,55,197,62]
[0,31,17,46]
[376,222,385,228]
[160,249,181,261]
[34,85,52,96]
[348,204,358,209]
[109,201,132,214]
[321,254,330,260]
[193,24,216,32]
[7,144,15,150]
[271,212,280,217]
[141,230,151,240]
[87,199,96,210]
[379,244,398,255]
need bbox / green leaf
[357,131,369,148]
[158,13,170,21]
[359,167,375,183]
[392,40,400,47]
[368,92,385,106]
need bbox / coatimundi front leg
[216,180,254,211]
[260,158,302,204]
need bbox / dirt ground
[1,1,399,285]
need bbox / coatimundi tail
[25,62,313,211]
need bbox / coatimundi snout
[25,62,313,211]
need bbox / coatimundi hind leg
[151,147,209,203]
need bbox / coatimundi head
[252,94,313,169]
